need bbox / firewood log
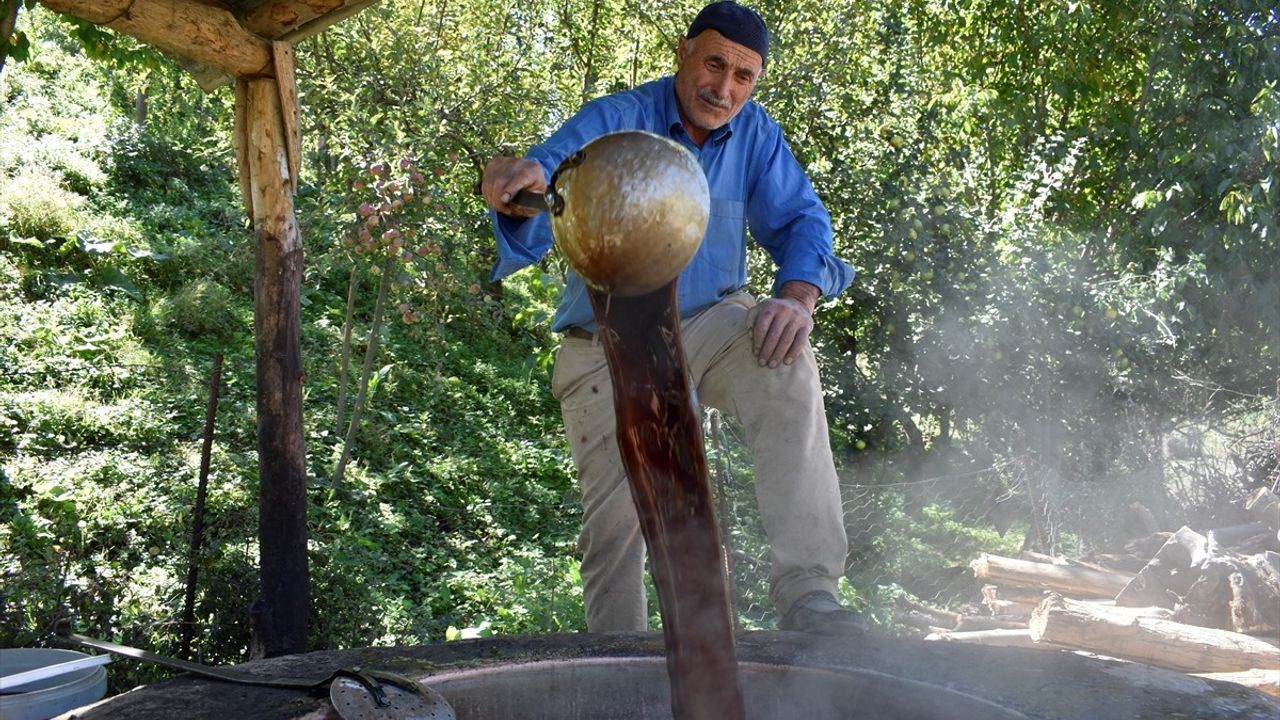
[1030,593,1280,673]
[971,553,1133,599]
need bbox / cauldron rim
[420,655,1030,720]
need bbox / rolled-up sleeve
[488,100,626,283]
[745,125,854,298]
[489,211,553,282]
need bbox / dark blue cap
[687,1,769,67]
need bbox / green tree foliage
[749,1,1276,549]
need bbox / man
[481,1,862,635]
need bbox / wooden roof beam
[240,1,383,44]
[39,0,273,78]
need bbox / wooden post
[240,66,308,658]
[33,0,387,664]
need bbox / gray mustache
[697,90,731,109]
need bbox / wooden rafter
[240,0,384,43]
[36,1,385,90]
[39,0,272,78]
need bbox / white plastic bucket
[0,648,109,720]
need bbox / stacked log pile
[911,487,1280,697]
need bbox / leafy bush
[0,254,20,300]
[0,128,108,197]
[0,34,112,194]
[148,279,246,342]
[77,210,146,252]
[105,124,214,196]
[0,167,84,240]
[0,285,156,397]
[2,391,173,453]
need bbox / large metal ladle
[537,130,746,720]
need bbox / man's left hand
[748,280,821,368]
[748,297,814,368]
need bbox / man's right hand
[481,157,546,219]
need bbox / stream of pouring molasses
[588,282,746,720]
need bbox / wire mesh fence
[706,399,1279,629]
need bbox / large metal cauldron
[425,657,1023,719]
[54,632,1279,720]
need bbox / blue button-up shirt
[489,75,854,333]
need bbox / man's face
[674,29,763,136]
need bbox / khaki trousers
[551,291,848,632]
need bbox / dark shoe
[779,591,867,636]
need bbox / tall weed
[0,167,84,240]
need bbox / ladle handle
[510,189,549,211]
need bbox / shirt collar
[661,75,736,146]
